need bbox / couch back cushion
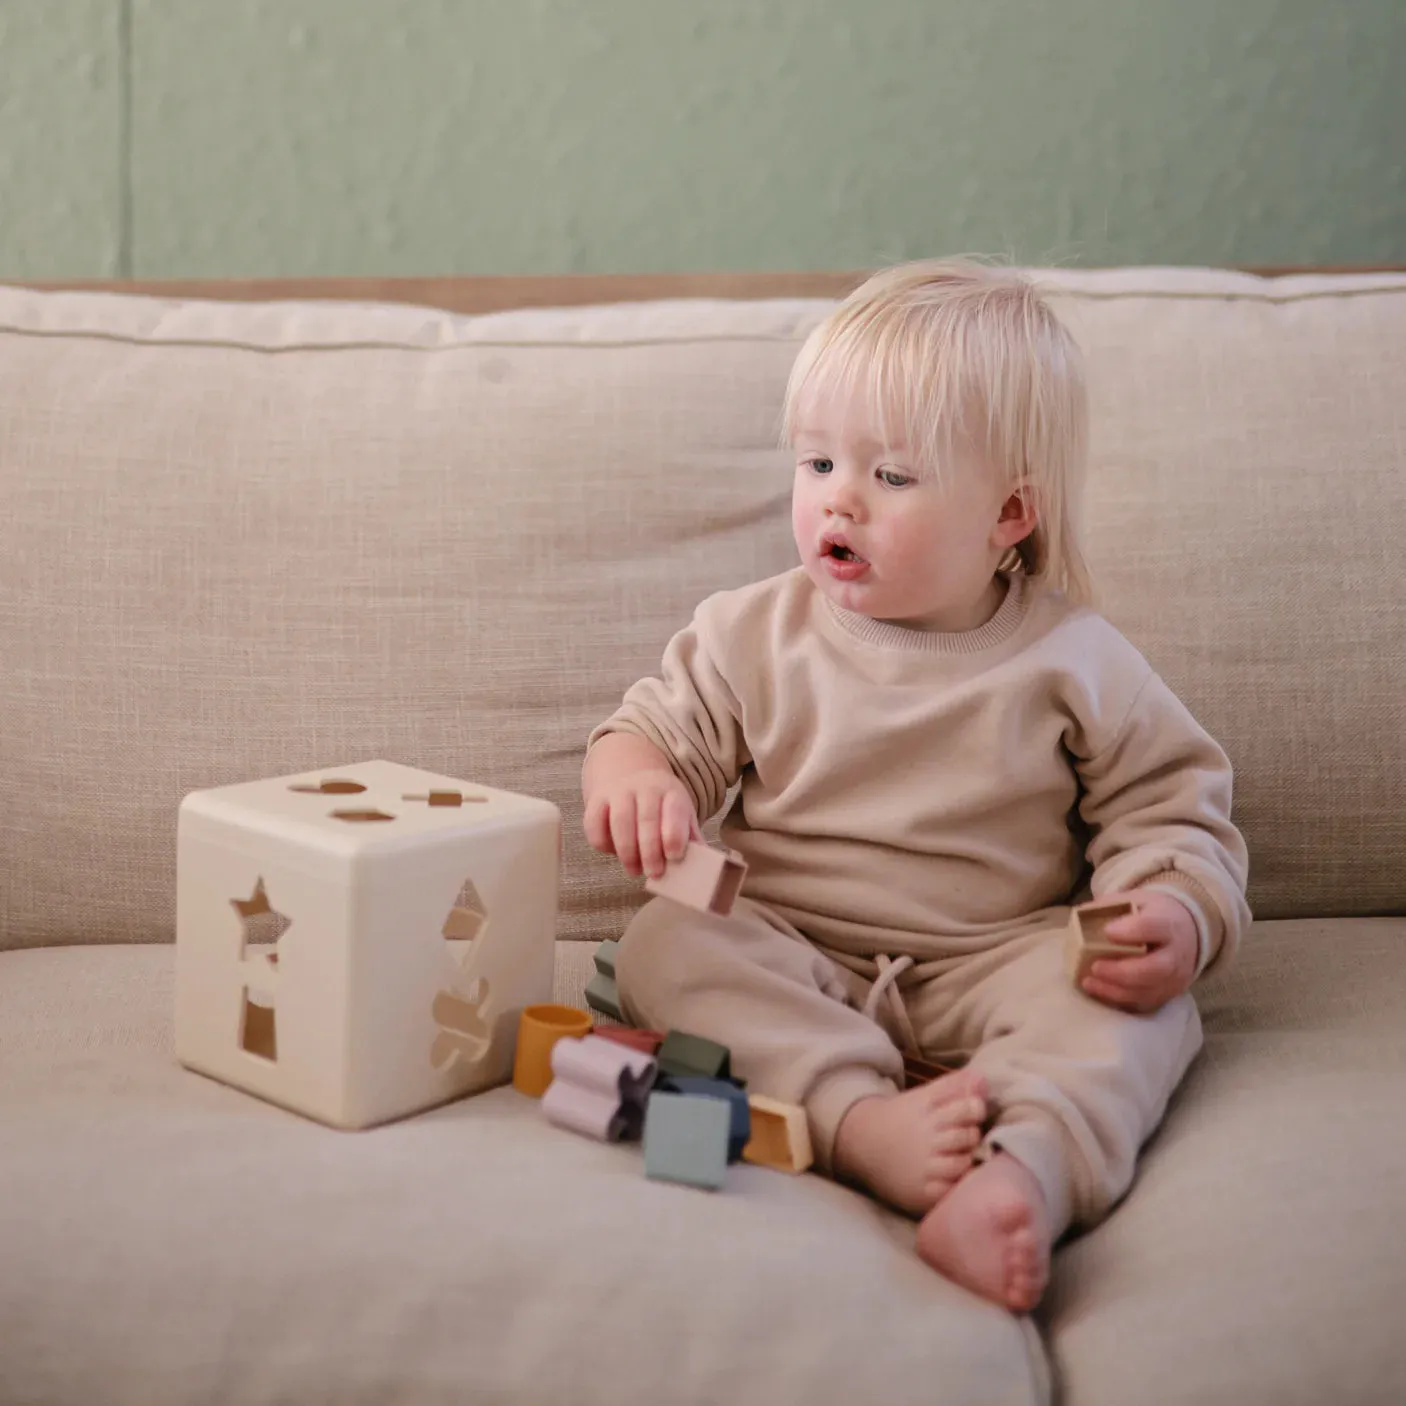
[1,270,1402,950]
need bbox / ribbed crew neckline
[824,572,1030,655]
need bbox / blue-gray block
[662,1076,751,1163]
[594,939,619,980]
[584,972,623,1022]
[643,1091,730,1191]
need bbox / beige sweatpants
[616,894,1203,1240]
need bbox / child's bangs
[784,312,965,482]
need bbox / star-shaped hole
[232,877,292,967]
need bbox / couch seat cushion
[1043,916,1406,1405]
[0,944,1048,1406]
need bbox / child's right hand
[583,771,704,881]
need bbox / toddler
[581,259,1250,1313]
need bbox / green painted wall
[2,0,1403,280]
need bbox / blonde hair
[781,258,1094,607]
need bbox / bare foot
[832,1069,988,1218]
[915,1151,1050,1313]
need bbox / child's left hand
[1081,891,1199,1014]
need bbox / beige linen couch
[2,267,1403,1406]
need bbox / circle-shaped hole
[290,779,367,795]
[331,808,396,823]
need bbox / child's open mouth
[823,542,870,580]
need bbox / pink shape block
[643,841,747,916]
[541,1035,658,1142]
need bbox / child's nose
[826,478,865,520]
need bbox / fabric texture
[1043,915,1406,1406]
[0,943,1049,1406]
[587,563,1249,970]
[4,920,1404,1404]
[2,270,1405,952]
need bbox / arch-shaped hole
[331,808,396,823]
[240,987,278,1062]
[289,779,367,795]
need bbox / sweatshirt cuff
[1133,870,1223,976]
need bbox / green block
[643,1092,729,1191]
[594,939,619,980]
[584,972,623,1022]
[657,1029,731,1082]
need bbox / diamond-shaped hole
[289,779,367,795]
[442,878,486,966]
[331,808,396,823]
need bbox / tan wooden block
[644,841,747,916]
[742,1094,813,1174]
[1065,898,1147,984]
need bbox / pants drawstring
[861,953,920,1056]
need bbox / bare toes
[933,1122,981,1153]
[927,1069,987,1107]
[1003,1231,1045,1309]
[925,1161,968,1196]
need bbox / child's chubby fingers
[1082,949,1179,1013]
[607,792,644,876]
[659,790,698,867]
[1104,892,1194,949]
[582,795,613,855]
[1100,908,1160,950]
[1100,922,1148,950]
[636,800,669,880]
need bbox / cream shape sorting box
[175,759,561,1129]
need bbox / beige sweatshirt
[588,568,1251,975]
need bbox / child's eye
[878,468,912,488]
[807,457,834,475]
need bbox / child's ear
[992,485,1038,549]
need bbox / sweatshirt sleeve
[1074,671,1252,976]
[585,596,751,825]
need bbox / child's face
[790,383,1019,631]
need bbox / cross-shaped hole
[430,978,492,1071]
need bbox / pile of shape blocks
[532,935,813,1191]
[539,1019,812,1190]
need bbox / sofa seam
[1,282,1404,358]
[0,324,820,356]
